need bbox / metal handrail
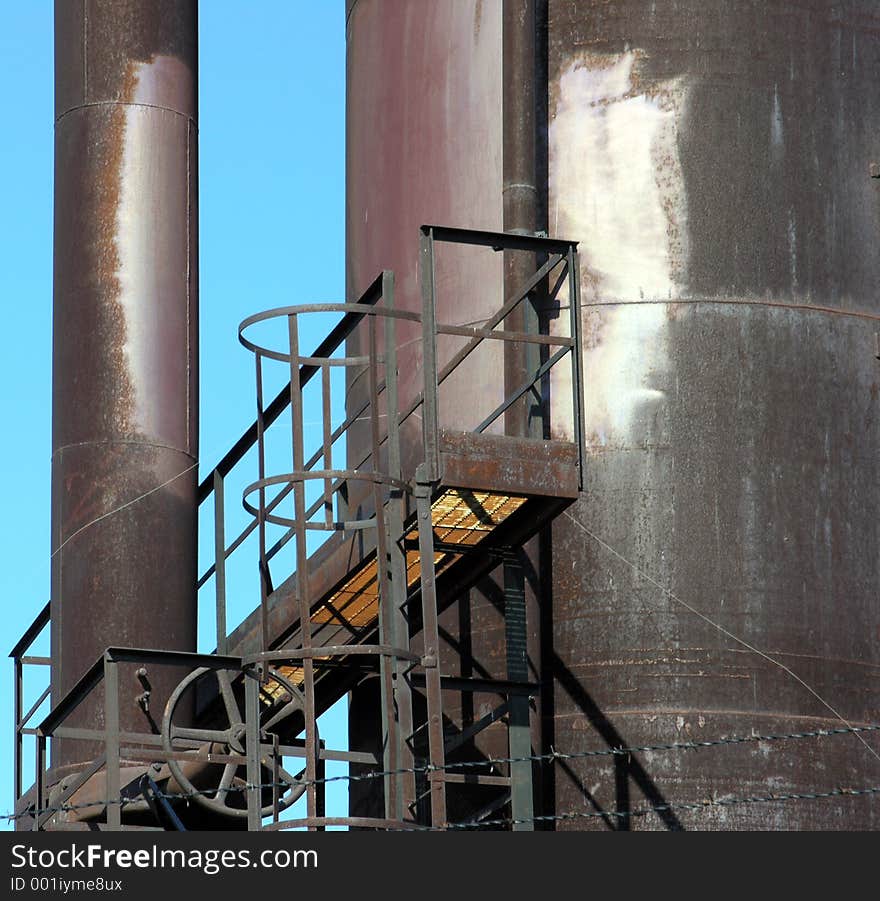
[197,272,391,654]
[10,226,584,831]
[418,224,582,483]
[9,601,51,803]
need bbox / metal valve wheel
[161,666,316,819]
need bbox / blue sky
[0,3,349,827]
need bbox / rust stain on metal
[50,2,199,777]
[544,0,880,829]
[91,82,131,436]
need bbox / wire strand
[51,462,199,558]
[10,780,880,830]
[7,722,879,824]
[448,786,880,830]
[562,510,880,767]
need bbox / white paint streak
[549,53,689,445]
[116,56,190,436]
[771,84,784,154]
[787,207,798,294]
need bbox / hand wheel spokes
[161,665,316,819]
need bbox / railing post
[287,313,319,826]
[104,653,121,830]
[255,350,271,654]
[245,667,262,831]
[414,465,446,829]
[32,732,45,831]
[567,246,585,489]
[370,307,399,821]
[383,271,417,818]
[321,361,333,528]
[420,228,440,482]
[14,656,22,803]
[213,469,228,655]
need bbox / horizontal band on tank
[55,99,196,127]
[581,296,880,322]
[550,709,880,727]
[51,439,197,459]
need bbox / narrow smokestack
[50,1,198,770]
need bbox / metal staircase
[11,226,583,831]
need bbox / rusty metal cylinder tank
[51,0,198,770]
[544,0,880,830]
[347,0,880,828]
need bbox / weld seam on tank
[580,297,880,322]
[52,439,197,456]
[55,100,196,127]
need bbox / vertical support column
[33,733,46,831]
[245,668,261,832]
[322,363,334,528]
[414,469,446,829]
[503,0,539,439]
[504,554,534,831]
[567,247,585,489]
[503,1,545,829]
[213,470,228,655]
[104,654,121,830]
[288,314,319,826]
[370,310,399,821]
[383,274,417,818]
[255,352,270,654]
[13,657,22,803]
[419,229,440,482]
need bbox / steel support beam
[415,470,447,828]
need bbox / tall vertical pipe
[51,1,198,770]
[502,0,542,828]
[502,0,538,437]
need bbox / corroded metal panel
[346,0,505,455]
[345,0,509,820]
[51,1,198,770]
[345,0,880,829]
[547,0,880,829]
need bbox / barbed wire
[9,779,880,831]
[440,723,880,770]
[7,721,879,825]
[448,786,880,830]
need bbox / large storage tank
[346,0,880,828]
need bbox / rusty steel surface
[345,0,880,828]
[502,0,539,440]
[345,0,511,822]
[346,0,505,447]
[439,430,578,498]
[51,1,198,771]
[544,0,880,829]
